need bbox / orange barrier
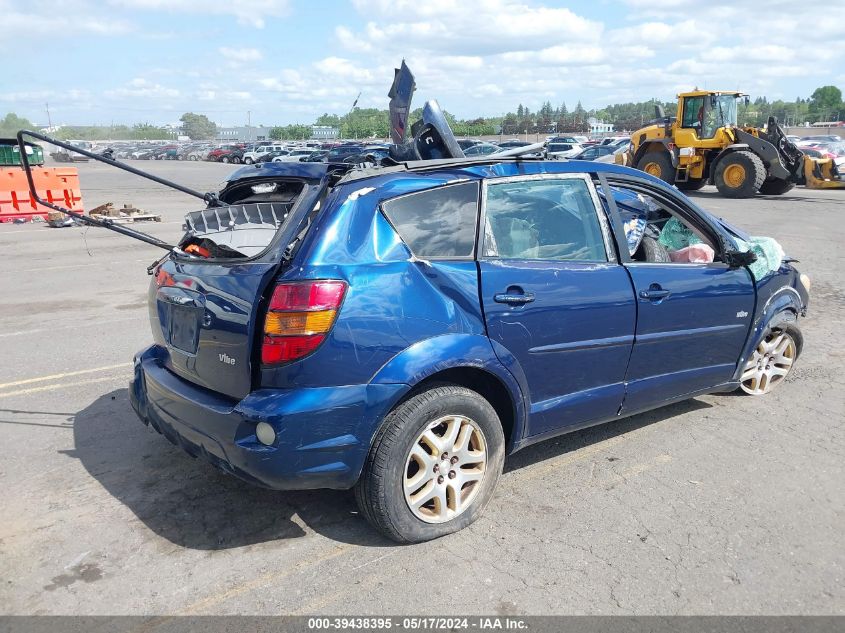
[0,166,84,222]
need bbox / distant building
[587,117,614,135]
[215,126,273,142]
[311,125,339,140]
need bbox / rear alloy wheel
[231,156,241,164]
[740,329,799,395]
[715,150,765,198]
[355,385,505,543]
[636,151,674,184]
[759,178,795,195]
[221,156,230,163]
[403,415,488,524]
[244,157,253,164]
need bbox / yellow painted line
[176,545,352,616]
[9,258,151,273]
[514,433,629,483]
[0,374,131,398]
[0,316,145,339]
[0,363,131,390]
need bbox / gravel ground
[0,160,843,615]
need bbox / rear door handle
[494,292,535,305]
[639,285,671,301]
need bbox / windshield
[702,95,737,138]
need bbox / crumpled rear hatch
[149,166,328,400]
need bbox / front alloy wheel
[740,329,797,395]
[404,415,487,523]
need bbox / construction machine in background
[621,90,845,197]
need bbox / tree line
[2,85,841,141]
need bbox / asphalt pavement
[0,160,843,615]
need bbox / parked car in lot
[132,157,809,543]
[463,143,501,156]
[256,150,290,163]
[800,134,842,143]
[207,146,244,163]
[323,143,365,163]
[243,144,286,164]
[189,145,215,161]
[273,148,317,162]
[546,140,583,159]
[570,145,616,161]
[302,150,328,162]
[457,139,482,151]
[497,139,531,149]
[600,136,631,148]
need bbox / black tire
[759,178,795,196]
[714,150,765,198]
[244,157,253,165]
[634,235,671,263]
[355,385,505,543]
[221,156,230,163]
[636,151,674,184]
[231,156,241,164]
[676,177,706,191]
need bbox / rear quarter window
[381,181,479,258]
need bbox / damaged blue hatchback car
[18,65,808,543]
[127,152,809,543]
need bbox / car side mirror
[724,249,757,269]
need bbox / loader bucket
[804,156,845,190]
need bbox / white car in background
[545,141,583,159]
[243,144,286,164]
[272,148,315,162]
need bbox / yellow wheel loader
[622,90,845,198]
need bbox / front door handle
[639,284,671,301]
[494,291,535,305]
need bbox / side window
[600,184,719,264]
[381,181,479,258]
[682,96,704,129]
[483,178,607,261]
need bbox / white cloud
[219,47,263,63]
[0,1,132,36]
[109,0,290,28]
[105,78,180,99]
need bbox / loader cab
[676,91,742,146]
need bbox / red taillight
[269,281,346,311]
[261,280,346,365]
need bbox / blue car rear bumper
[130,345,406,490]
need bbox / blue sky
[2,0,843,127]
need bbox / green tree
[269,124,312,140]
[131,123,171,140]
[810,86,842,110]
[315,113,341,127]
[180,112,217,140]
[0,112,35,136]
[809,85,843,121]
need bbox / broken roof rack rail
[340,152,549,183]
[14,130,226,251]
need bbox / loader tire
[759,178,795,196]
[677,178,706,191]
[715,150,765,198]
[636,152,674,184]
